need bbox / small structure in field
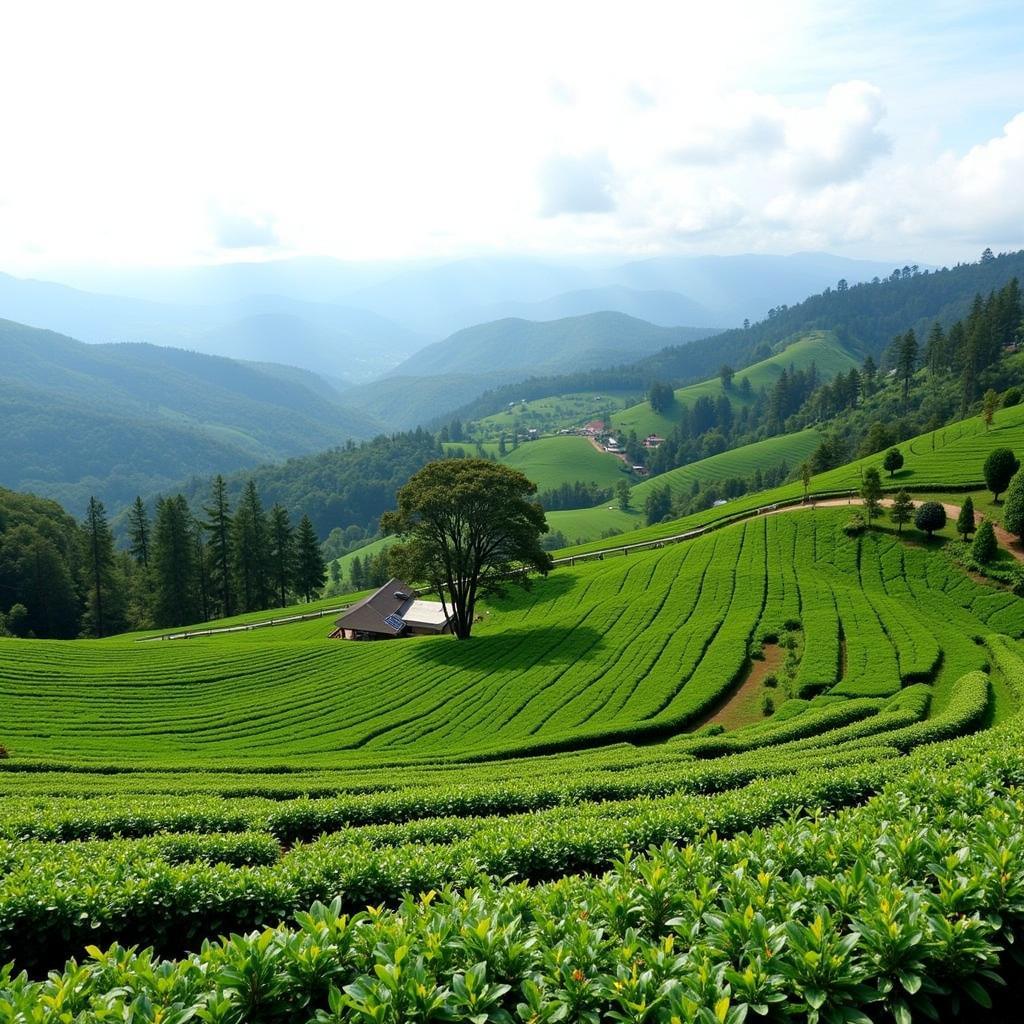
[644,435,665,449]
[330,577,452,640]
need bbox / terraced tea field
[4,498,1024,1019]
[5,510,1018,771]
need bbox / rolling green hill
[496,435,629,493]
[547,427,822,542]
[0,318,382,513]
[612,330,858,439]
[474,388,642,437]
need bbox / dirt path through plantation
[770,496,1024,563]
[688,643,786,731]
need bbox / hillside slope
[547,428,821,542]
[613,329,858,438]
[0,318,382,512]
[389,312,716,379]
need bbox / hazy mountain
[0,271,425,380]
[3,251,905,382]
[388,312,716,379]
[345,251,901,335]
[336,373,514,431]
[447,285,717,329]
[0,318,383,512]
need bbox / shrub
[915,501,947,537]
[761,693,775,716]
[763,674,778,688]
[882,447,904,477]
[1003,385,1022,408]
[1002,469,1024,538]
[844,513,867,536]
[971,520,998,563]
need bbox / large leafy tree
[382,459,551,640]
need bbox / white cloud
[0,1,1020,269]
[538,153,617,216]
[784,81,891,188]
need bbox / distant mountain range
[0,318,383,512]
[4,251,902,372]
[388,312,716,379]
[0,272,425,382]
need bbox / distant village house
[331,578,452,640]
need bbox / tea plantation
[4,497,1024,1020]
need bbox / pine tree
[860,468,883,524]
[202,476,233,618]
[192,524,212,624]
[349,555,364,591]
[127,496,151,568]
[153,495,197,627]
[956,496,976,540]
[293,515,326,602]
[83,497,117,637]
[897,330,918,401]
[889,490,914,533]
[231,481,270,612]
[268,505,296,608]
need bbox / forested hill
[388,311,716,378]
[165,429,443,539]
[446,251,1024,424]
[0,319,383,513]
[636,248,1024,382]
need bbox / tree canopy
[382,459,552,640]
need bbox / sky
[1,0,1022,272]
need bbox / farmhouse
[644,434,665,448]
[331,578,452,640]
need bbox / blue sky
[0,0,1021,270]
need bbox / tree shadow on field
[483,572,578,611]
[411,623,605,669]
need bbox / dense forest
[0,480,328,638]
[167,429,443,540]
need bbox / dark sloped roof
[334,577,415,635]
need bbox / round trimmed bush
[914,501,947,537]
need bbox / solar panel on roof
[383,613,405,630]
